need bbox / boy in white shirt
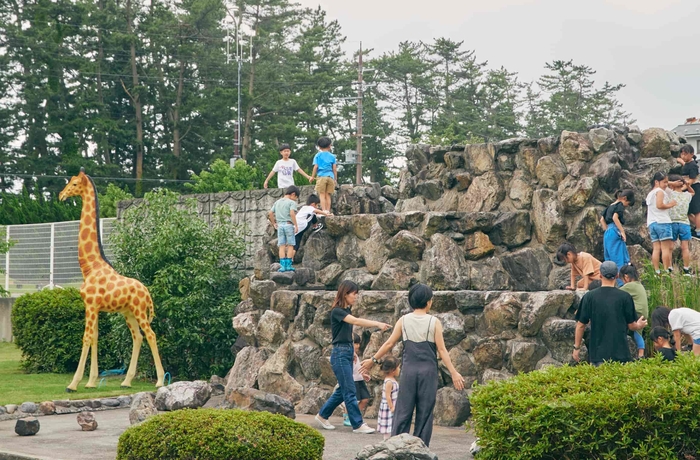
[291,195,332,260]
[264,144,313,189]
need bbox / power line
[2,173,194,183]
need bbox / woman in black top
[599,189,635,284]
[315,281,391,434]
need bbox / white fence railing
[2,219,117,297]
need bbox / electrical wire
[2,173,194,183]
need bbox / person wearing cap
[573,261,648,365]
[263,143,313,189]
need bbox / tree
[185,159,262,193]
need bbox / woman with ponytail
[600,189,635,283]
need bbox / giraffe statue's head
[59,169,89,201]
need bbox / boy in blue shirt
[310,136,337,213]
[268,186,300,272]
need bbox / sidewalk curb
[0,451,48,460]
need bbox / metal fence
[2,219,116,297]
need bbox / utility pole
[355,42,363,185]
[226,8,250,161]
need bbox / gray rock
[489,212,532,249]
[325,215,351,237]
[77,411,98,431]
[535,154,567,189]
[381,185,399,203]
[376,213,408,236]
[233,299,255,316]
[351,215,377,240]
[339,268,375,290]
[232,311,260,346]
[566,207,605,260]
[225,346,272,391]
[519,291,576,336]
[301,231,337,271]
[293,268,315,287]
[439,347,478,387]
[590,152,622,192]
[336,234,364,269]
[589,127,615,152]
[249,280,277,309]
[450,212,497,234]
[481,368,514,383]
[473,339,504,370]
[253,247,272,281]
[507,339,548,374]
[256,310,288,348]
[101,398,120,408]
[270,291,299,322]
[641,128,671,158]
[541,318,578,364]
[38,401,55,415]
[317,262,345,287]
[415,179,443,201]
[15,417,40,436]
[434,312,467,348]
[468,257,512,291]
[225,387,295,419]
[500,247,552,291]
[395,196,428,212]
[455,172,473,191]
[445,151,465,170]
[270,271,295,285]
[559,131,594,163]
[0,406,6,415]
[433,388,471,426]
[371,259,419,291]
[20,402,37,414]
[464,143,496,175]
[420,233,469,290]
[295,385,332,415]
[509,170,534,209]
[257,342,304,403]
[355,434,438,460]
[387,230,426,261]
[291,339,323,381]
[420,212,451,239]
[483,293,522,335]
[85,399,102,409]
[532,189,567,250]
[5,404,17,414]
[558,175,598,213]
[155,381,212,411]
[360,224,391,274]
[459,171,505,212]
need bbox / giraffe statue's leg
[135,315,165,388]
[85,317,100,388]
[67,307,97,392]
[120,312,142,388]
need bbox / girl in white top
[652,306,700,356]
[645,172,677,274]
[263,144,313,189]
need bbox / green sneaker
[343,413,351,427]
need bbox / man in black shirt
[573,261,648,365]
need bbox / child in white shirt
[264,143,312,189]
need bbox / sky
[298,0,700,130]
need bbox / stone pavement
[0,408,476,460]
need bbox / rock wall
[117,184,395,269]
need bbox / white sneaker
[353,423,376,434]
[315,415,335,430]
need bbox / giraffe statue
[59,170,165,392]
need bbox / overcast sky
[298,0,699,130]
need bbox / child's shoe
[683,267,694,276]
[287,258,295,272]
[343,413,351,427]
[278,259,288,272]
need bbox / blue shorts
[277,223,295,246]
[693,338,700,346]
[649,222,673,243]
[672,222,692,241]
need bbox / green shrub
[106,190,245,380]
[117,409,324,460]
[470,354,700,459]
[11,288,119,373]
[185,159,263,193]
[640,261,700,317]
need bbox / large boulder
[558,175,598,213]
[129,392,157,425]
[351,215,376,240]
[519,291,576,336]
[225,346,272,390]
[376,213,408,236]
[489,212,532,249]
[155,381,212,411]
[500,247,552,291]
[464,231,495,261]
[294,385,333,415]
[509,170,534,209]
[535,154,568,189]
[395,196,428,212]
[464,143,496,175]
[590,152,622,192]
[249,280,277,309]
[589,127,615,152]
[641,128,672,158]
[468,257,512,291]
[317,262,344,287]
[301,232,336,270]
[420,233,469,290]
[473,338,504,370]
[339,268,375,290]
[371,259,419,290]
[225,387,295,419]
[567,206,605,260]
[433,388,471,427]
[355,434,438,460]
[290,339,323,381]
[459,171,505,212]
[15,418,40,436]
[482,293,522,335]
[532,189,567,250]
[434,312,467,348]
[360,224,391,274]
[541,318,578,364]
[439,347,478,388]
[336,234,364,269]
[481,368,514,383]
[257,342,304,403]
[387,230,426,261]
[507,339,548,374]
[232,311,260,346]
[256,310,287,348]
[270,291,299,322]
[559,131,594,163]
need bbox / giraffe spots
[98,287,106,295]
[113,289,122,298]
[98,277,107,285]
[137,290,146,298]
[133,297,141,307]
[86,286,96,295]
[83,215,93,227]
[110,275,117,281]
[104,294,111,303]
[81,228,90,240]
[117,280,126,287]
[88,254,96,262]
[85,296,94,305]
[106,282,115,291]
[84,242,93,254]
[90,313,96,320]
[80,291,87,299]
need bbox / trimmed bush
[117,409,324,460]
[11,288,118,373]
[470,354,700,459]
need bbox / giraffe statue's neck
[77,177,108,278]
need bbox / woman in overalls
[315,280,391,434]
[361,283,465,446]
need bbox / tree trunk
[126,0,144,195]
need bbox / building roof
[671,123,700,138]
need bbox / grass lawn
[0,342,156,405]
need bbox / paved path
[0,408,475,460]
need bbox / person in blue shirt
[310,136,337,213]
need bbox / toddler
[377,356,400,440]
[342,334,371,426]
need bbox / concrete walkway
[0,408,475,460]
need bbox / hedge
[11,288,119,373]
[117,409,325,460]
[470,354,700,459]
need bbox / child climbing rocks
[646,172,677,274]
[377,356,400,441]
[268,186,299,272]
[600,189,635,281]
[556,242,602,291]
[666,174,695,274]
[309,137,337,213]
[263,144,313,189]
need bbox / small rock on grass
[15,418,40,436]
[77,412,98,431]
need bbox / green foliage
[470,355,700,459]
[107,189,245,380]
[640,262,700,319]
[98,184,133,218]
[117,409,325,460]
[11,288,119,373]
[0,190,82,225]
[185,159,263,193]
